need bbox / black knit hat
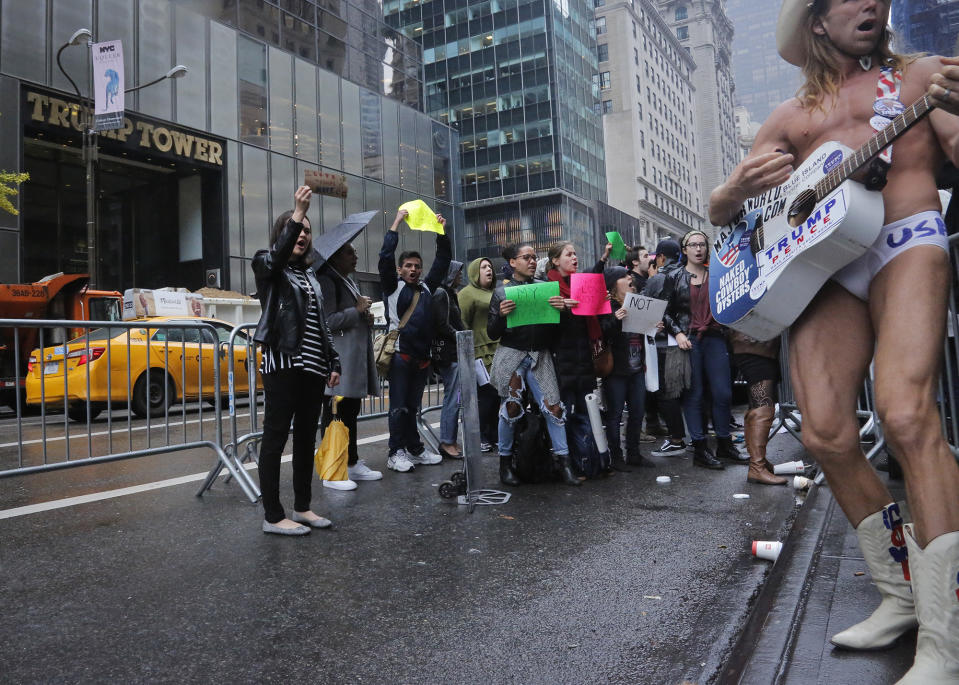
[603,266,629,292]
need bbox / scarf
[547,269,602,342]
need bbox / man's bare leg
[869,246,959,547]
[789,282,893,525]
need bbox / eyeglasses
[685,242,707,249]
[514,254,537,261]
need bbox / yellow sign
[25,90,223,166]
[398,199,444,234]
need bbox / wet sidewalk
[722,466,915,685]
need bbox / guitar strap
[863,67,903,190]
[871,67,904,165]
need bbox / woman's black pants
[259,368,325,523]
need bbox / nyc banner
[92,40,124,132]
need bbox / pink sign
[570,273,611,316]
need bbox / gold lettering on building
[26,90,223,166]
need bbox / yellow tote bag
[315,397,350,482]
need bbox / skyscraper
[725,0,801,127]
[385,0,615,262]
[656,0,738,226]
[892,0,959,56]
[595,0,704,244]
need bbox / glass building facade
[384,0,610,263]
[0,0,458,295]
[892,0,959,56]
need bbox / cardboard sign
[122,288,205,320]
[505,281,560,328]
[304,170,348,198]
[621,292,667,334]
[399,199,444,234]
[570,273,611,316]
[605,231,627,261]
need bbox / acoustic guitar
[709,93,936,341]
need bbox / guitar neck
[814,93,936,200]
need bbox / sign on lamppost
[92,40,124,132]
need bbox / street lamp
[55,29,188,288]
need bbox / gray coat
[316,269,379,398]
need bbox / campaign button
[873,97,905,118]
[870,114,892,131]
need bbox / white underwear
[832,210,948,301]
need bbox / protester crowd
[251,186,785,537]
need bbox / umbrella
[315,397,350,482]
[312,210,378,262]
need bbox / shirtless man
[709,1,959,681]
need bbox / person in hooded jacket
[457,257,500,451]
[431,260,466,458]
[252,185,341,535]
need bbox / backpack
[566,410,608,478]
[511,406,555,483]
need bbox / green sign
[606,231,627,261]
[505,281,561,328]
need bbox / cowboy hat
[776,0,816,67]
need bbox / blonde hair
[796,2,918,112]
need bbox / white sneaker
[348,459,383,481]
[408,448,442,465]
[387,449,415,472]
[323,478,357,491]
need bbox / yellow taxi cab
[25,316,261,421]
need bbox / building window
[632,20,637,38]
[595,0,606,6]
[600,71,611,89]
[593,102,602,115]
[596,16,607,35]
[602,99,613,114]
[636,75,641,94]
[634,48,639,66]
[677,26,688,40]
[598,43,609,62]
[675,6,688,21]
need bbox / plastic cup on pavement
[793,476,812,491]
[752,540,783,562]
[773,460,806,475]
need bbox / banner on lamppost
[92,40,124,131]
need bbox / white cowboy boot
[895,525,959,684]
[831,502,917,650]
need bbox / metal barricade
[0,318,258,502]
[199,322,446,499]
[774,230,959,484]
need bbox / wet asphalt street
[0,413,810,685]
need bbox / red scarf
[547,269,602,342]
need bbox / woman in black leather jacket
[251,185,341,535]
[649,230,744,470]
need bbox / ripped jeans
[497,355,569,456]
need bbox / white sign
[621,293,667,335]
[92,40,124,131]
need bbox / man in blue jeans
[379,208,452,472]
[487,243,578,486]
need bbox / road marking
[0,411,255,449]
[0,423,440,520]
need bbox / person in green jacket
[457,257,499,451]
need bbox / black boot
[693,439,724,470]
[611,452,632,472]
[716,436,749,463]
[554,452,582,486]
[626,452,655,468]
[499,454,520,486]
